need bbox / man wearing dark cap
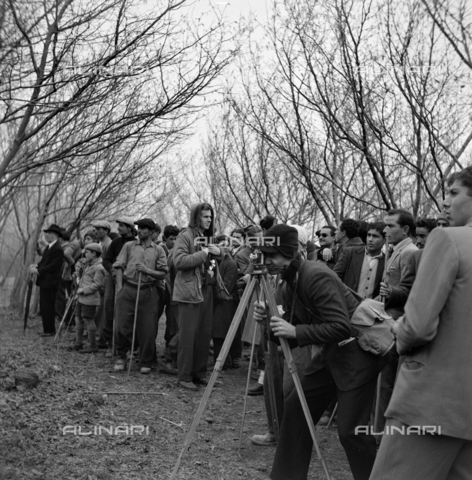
[112,218,167,374]
[253,224,388,480]
[102,216,136,357]
[30,224,64,336]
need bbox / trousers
[270,365,377,480]
[115,283,159,368]
[40,287,57,334]
[177,285,213,382]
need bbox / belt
[124,280,155,290]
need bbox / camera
[249,248,266,273]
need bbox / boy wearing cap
[253,224,388,480]
[91,220,112,347]
[72,243,106,352]
[30,224,64,336]
[113,218,167,374]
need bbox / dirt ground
[0,311,354,480]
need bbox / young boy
[74,243,106,353]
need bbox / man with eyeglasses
[314,225,337,268]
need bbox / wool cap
[291,225,309,247]
[84,243,102,254]
[115,216,135,228]
[135,218,157,230]
[259,224,299,260]
[91,220,111,231]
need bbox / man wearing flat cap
[253,224,389,480]
[30,224,65,336]
[101,216,136,356]
[113,218,168,374]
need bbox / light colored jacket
[77,257,105,306]
[385,237,417,319]
[172,203,222,304]
[386,226,472,440]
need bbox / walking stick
[55,291,77,341]
[23,273,36,334]
[373,238,391,434]
[238,285,261,453]
[128,272,142,376]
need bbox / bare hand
[29,265,39,275]
[136,263,149,274]
[253,301,267,323]
[207,245,221,256]
[391,319,401,337]
[77,288,84,295]
[379,281,392,299]
[242,274,251,284]
[270,316,297,338]
[322,248,333,261]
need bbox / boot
[75,327,84,349]
[79,328,98,354]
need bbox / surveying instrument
[170,249,332,480]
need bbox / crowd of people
[28,165,472,480]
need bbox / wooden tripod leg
[238,284,260,453]
[170,276,258,480]
[260,276,332,480]
[259,292,281,441]
[327,402,338,429]
[373,372,382,434]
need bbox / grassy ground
[0,310,353,480]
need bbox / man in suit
[254,225,390,480]
[370,170,472,478]
[333,218,365,264]
[334,221,385,299]
[380,209,418,320]
[30,224,64,336]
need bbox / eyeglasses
[319,234,331,238]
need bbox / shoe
[318,414,330,426]
[193,377,208,386]
[251,433,277,446]
[65,343,83,351]
[247,383,264,396]
[161,362,178,375]
[114,359,126,371]
[179,381,197,390]
[39,333,55,337]
[79,346,99,354]
[96,342,108,349]
[105,347,113,358]
[231,358,241,369]
[140,367,151,375]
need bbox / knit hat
[91,220,111,231]
[84,243,102,254]
[259,224,299,260]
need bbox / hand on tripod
[253,302,296,338]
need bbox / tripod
[170,269,331,480]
